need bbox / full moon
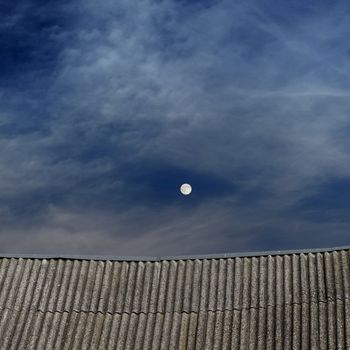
[180,183,192,195]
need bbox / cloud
[1,0,350,255]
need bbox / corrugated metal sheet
[0,249,350,349]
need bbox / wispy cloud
[1,0,350,255]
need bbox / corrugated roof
[0,247,350,349]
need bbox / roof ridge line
[0,244,350,261]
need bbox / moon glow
[180,183,192,195]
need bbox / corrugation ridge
[257,256,268,350]
[157,261,169,314]
[283,255,292,349]
[89,261,106,313]
[223,259,233,350]
[125,313,139,350]
[182,260,194,313]
[274,255,283,350]
[195,260,210,349]
[116,312,132,349]
[341,251,350,349]
[217,259,227,311]
[292,254,301,349]
[55,260,74,312]
[317,252,328,350]
[123,261,138,313]
[60,260,83,349]
[14,260,47,349]
[308,253,318,303]
[222,310,232,350]
[0,258,11,341]
[308,253,320,350]
[81,260,99,311]
[214,259,227,350]
[212,306,224,349]
[0,309,16,348]
[224,259,235,309]
[105,261,121,313]
[190,259,202,313]
[9,308,32,350]
[87,313,104,349]
[96,313,113,349]
[139,262,153,314]
[74,313,90,349]
[133,313,147,350]
[207,259,219,311]
[63,260,82,311]
[169,309,182,349]
[199,259,210,312]
[23,260,53,349]
[160,312,173,349]
[239,257,251,350]
[248,256,259,349]
[131,261,145,313]
[266,255,276,350]
[37,259,60,312]
[325,251,337,349]
[151,313,165,349]
[177,312,189,350]
[53,312,69,349]
[105,313,122,349]
[148,261,161,314]
[46,259,65,311]
[194,311,208,350]
[36,312,55,349]
[300,253,310,350]
[66,312,88,350]
[1,259,34,349]
[71,260,90,311]
[96,260,112,313]
[34,260,64,348]
[0,259,9,295]
[0,258,19,313]
[187,312,198,350]
[164,260,178,313]
[36,311,53,350]
[231,257,242,349]
[97,281,116,348]
[194,260,210,349]
[173,260,186,313]
[80,311,96,349]
[332,251,346,349]
[68,261,92,350]
[142,312,156,350]
[62,309,79,350]
[73,313,90,349]
[114,261,130,313]
[204,309,216,349]
[27,310,45,349]
[45,312,64,350]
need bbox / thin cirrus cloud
[1,0,350,255]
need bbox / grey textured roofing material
[0,247,350,349]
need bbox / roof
[0,246,349,349]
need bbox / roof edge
[0,245,350,261]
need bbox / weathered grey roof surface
[0,246,350,349]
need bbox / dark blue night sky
[1,0,350,255]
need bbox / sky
[1,0,350,256]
